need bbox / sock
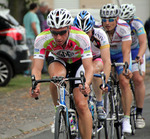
[96,100,103,107]
[124,115,130,119]
[136,107,143,115]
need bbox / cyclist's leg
[119,74,132,116]
[92,59,107,120]
[74,87,92,139]
[92,58,103,102]
[132,49,146,112]
[113,53,132,133]
[132,49,146,128]
[113,53,132,117]
[71,64,92,139]
[47,53,67,106]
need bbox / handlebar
[31,71,86,100]
[111,61,129,75]
[132,60,142,76]
[94,72,110,92]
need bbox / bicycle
[104,61,129,139]
[89,72,109,139]
[107,60,143,139]
[31,71,86,139]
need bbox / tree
[7,0,38,25]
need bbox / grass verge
[0,74,49,93]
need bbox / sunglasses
[102,18,116,22]
[125,20,130,23]
[50,28,69,36]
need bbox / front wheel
[54,106,70,139]
[0,57,13,86]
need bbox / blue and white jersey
[129,16,146,50]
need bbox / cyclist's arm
[82,57,93,86]
[32,58,44,88]
[31,22,39,36]
[100,47,111,83]
[122,40,132,65]
[122,40,132,78]
[137,33,147,61]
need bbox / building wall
[39,0,112,9]
[79,0,112,8]
[39,0,150,23]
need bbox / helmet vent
[60,21,64,26]
[56,17,59,24]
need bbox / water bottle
[88,96,95,120]
[68,109,76,135]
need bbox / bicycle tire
[130,106,136,135]
[103,93,110,139]
[55,106,70,139]
[105,90,117,139]
[130,79,136,135]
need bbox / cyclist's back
[128,16,145,48]
[91,27,110,58]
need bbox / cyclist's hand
[122,69,132,79]
[100,84,110,93]
[79,83,91,97]
[136,55,143,64]
[101,86,109,93]
[29,86,40,98]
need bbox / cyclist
[29,8,93,139]
[73,10,111,120]
[100,4,133,134]
[120,3,147,129]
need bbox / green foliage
[0,3,8,9]
[25,0,39,9]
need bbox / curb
[0,117,53,139]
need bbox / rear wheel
[55,106,70,139]
[130,106,136,135]
[105,91,116,139]
[0,57,13,86]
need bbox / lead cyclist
[29,8,93,139]
[120,4,147,129]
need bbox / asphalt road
[23,96,150,139]
[23,79,150,139]
[1,62,149,139]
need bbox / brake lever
[124,62,129,75]
[80,71,88,97]
[31,75,39,100]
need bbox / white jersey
[99,19,132,55]
[91,28,110,58]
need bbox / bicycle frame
[105,61,130,139]
[31,71,85,139]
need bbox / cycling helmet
[120,4,136,20]
[73,10,95,32]
[47,8,72,28]
[100,3,120,18]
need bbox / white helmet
[120,4,136,20]
[47,8,72,28]
[100,3,120,18]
